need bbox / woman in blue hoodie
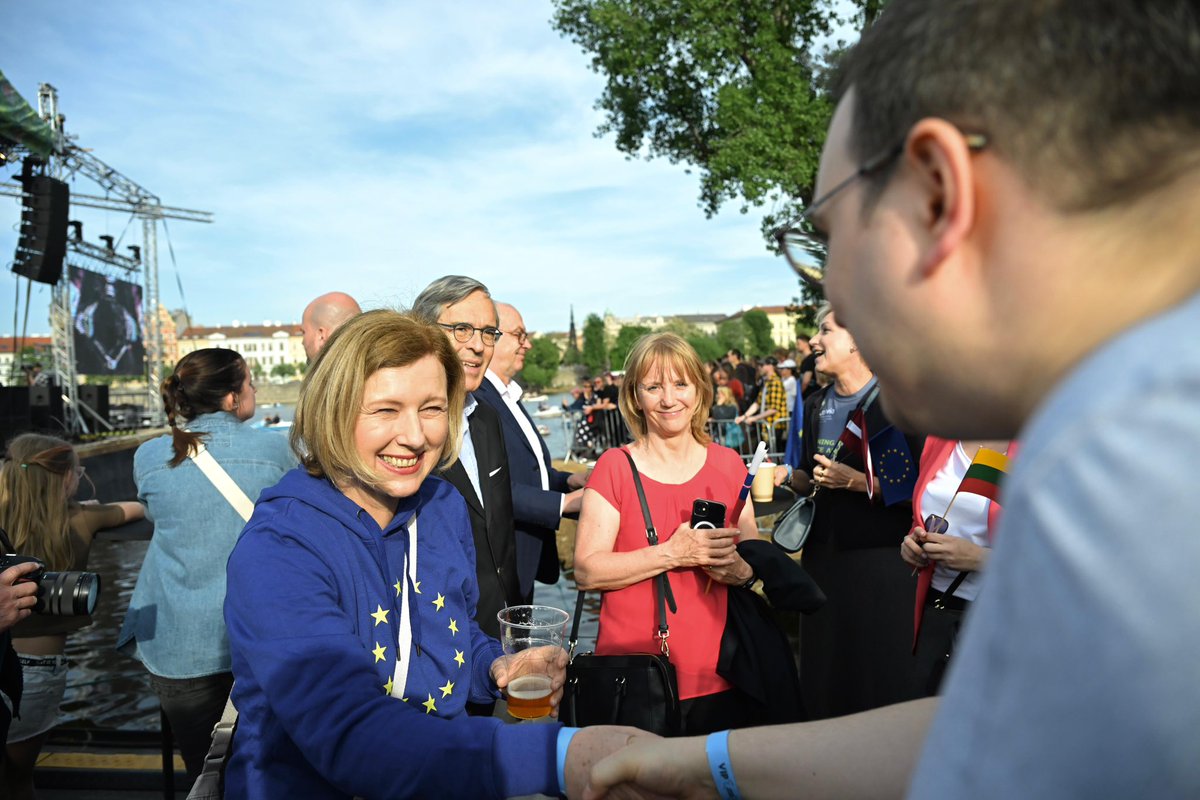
[224,310,581,799]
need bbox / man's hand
[0,562,42,631]
[565,726,667,799]
[582,735,711,800]
[567,470,591,490]
[563,488,586,515]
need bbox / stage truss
[2,83,212,434]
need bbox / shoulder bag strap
[566,450,678,658]
[620,449,676,655]
[188,441,255,523]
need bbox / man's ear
[904,119,978,277]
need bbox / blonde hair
[618,332,713,444]
[292,309,465,490]
[716,386,736,407]
[0,434,78,569]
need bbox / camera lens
[35,570,102,616]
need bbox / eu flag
[869,425,916,506]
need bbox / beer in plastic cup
[496,605,569,720]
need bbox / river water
[62,392,584,731]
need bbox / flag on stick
[838,409,873,499]
[955,447,1009,503]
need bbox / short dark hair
[835,0,1200,212]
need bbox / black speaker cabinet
[77,383,110,422]
[12,176,70,285]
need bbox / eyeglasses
[437,322,503,346]
[500,329,529,346]
[773,130,988,290]
[73,466,86,479]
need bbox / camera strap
[187,442,255,522]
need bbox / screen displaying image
[68,266,144,376]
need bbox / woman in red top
[574,333,761,735]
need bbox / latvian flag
[838,409,873,499]
[956,447,1009,503]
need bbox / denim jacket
[117,412,296,678]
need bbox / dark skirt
[800,546,924,719]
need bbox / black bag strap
[810,382,881,499]
[568,450,676,658]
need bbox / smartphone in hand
[691,499,728,530]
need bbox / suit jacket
[475,378,569,597]
[439,399,522,639]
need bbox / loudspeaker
[29,383,52,407]
[13,176,70,285]
[26,383,64,432]
[0,386,33,448]
[77,384,110,422]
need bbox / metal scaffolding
[2,82,212,434]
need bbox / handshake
[563,726,717,800]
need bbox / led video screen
[68,266,144,376]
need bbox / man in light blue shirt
[581,2,1200,797]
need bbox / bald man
[301,292,361,361]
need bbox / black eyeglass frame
[773,130,989,289]
[499,328,530,346]
[437,321,504,346]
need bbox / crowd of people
[0,1,1197,797]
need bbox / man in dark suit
[476,302,588,604]
[412,277,521,643]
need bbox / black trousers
[149,670,234,783]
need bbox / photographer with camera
[0,433,143,798]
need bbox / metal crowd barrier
[557,408,791,467]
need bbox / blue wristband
[557,726,580,796]
[706,730,741,800]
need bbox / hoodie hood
[256,467,439,542]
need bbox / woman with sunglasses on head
[0,433,143,799]
[787,303,925,720]
[117,348,294,784]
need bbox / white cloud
[1,0,800,339]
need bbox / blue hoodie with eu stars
[224,468,561,799]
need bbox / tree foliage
[716,318,747,354]
[551,0,867,221]
[741,309,775,356]
[551,0,885,309]
[581,314,609,374]
[609,325,652,371]
[520,337,562,390]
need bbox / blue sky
[1,2,813,336]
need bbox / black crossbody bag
[559,450,682,736]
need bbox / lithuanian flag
[955,447,1008,503]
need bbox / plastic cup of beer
[496,605,570,720]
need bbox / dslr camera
[0,554,101,616]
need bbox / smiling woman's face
[809,311,860,378]
[635,360,697,440]
[341,355,450,526]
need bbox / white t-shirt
[919,441,991,600]
[909,291,1200,797]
